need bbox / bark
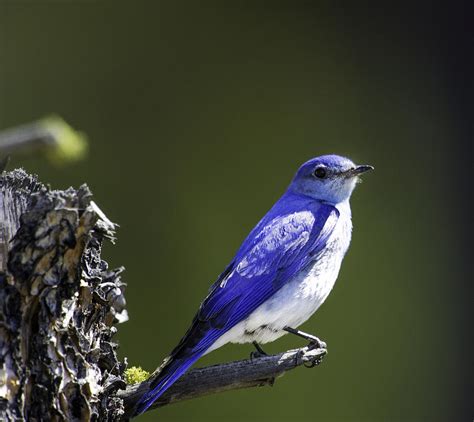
[0,170,127,421]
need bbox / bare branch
[119,346,326,419]
[0,116,87,165]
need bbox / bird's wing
[172,200,339,356]
[138,200,339,414]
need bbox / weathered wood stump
[0,170,126,421]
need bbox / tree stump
[0,170,126,421]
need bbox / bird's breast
[205,210,353,352]
[297,212,352,303]
[209,212,353,348]
[270,212,352,327]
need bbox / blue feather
[136,191,339,415]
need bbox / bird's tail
[135,350,205,415]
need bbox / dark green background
[1,2,472,421]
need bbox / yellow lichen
[124,366,150,384]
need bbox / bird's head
[289,154,373,204]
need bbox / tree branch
[119,346,326,419]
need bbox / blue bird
[136,154,373,414]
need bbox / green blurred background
[1,2,472,421]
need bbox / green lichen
[124,366,151,384]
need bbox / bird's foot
[250,341,268,360]
[308,336,327,350]
[304,349,327,368]
[250,351,265,361]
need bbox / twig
[119,345,327,419]
[0,120,54,153]
[0,115,87,164]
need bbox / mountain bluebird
[136,154,373,414]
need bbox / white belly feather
[206,207,352,354]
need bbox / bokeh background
[1,2,472,421]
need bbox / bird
[136,154,373,415]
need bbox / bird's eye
[313,167,327,179]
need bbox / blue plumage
[199,194,338,327]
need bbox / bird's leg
[250,341,268,360]
[283,326,327,350]
[253,341,268,356]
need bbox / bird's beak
[344,165,374,177]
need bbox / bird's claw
[303,346,327,368]
[309,338,326,350]
[250,350,267,361]
[304,355,325,368]
[304,360,318,368]
[301,333,326,350]
[250,341,268,361]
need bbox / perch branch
[119,345,326,419]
